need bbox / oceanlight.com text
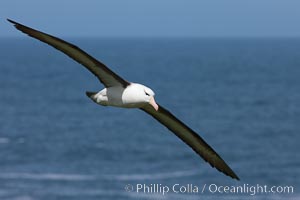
[207,183,294,195]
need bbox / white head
[123,83,159,111]
[143,85,159,111]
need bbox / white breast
[95,83,147,108]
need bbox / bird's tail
[86,91,97,99]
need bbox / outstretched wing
[8,19,130,88]
[141,104,239,180]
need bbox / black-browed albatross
[8,19,239,180]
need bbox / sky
[1,0,300,38]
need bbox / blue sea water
[0,38,299,200]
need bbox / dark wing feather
[7,19,129,88]
[141,104,239,180]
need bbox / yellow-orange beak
[149,96,159,111]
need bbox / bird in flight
[8,19,239,180]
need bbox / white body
[91,83,156,108]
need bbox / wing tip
[7,18,14,23]
[227,171,240,181]
[7,18,18,26]
[207,158,240,181]
[215,162,240,181]
[211,156,240,181]
[7,19,25,32]
[235,175,240,181]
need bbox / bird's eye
[145,91,150,96]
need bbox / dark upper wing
[141,104,239,180]
[7,19,130,88]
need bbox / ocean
[0,38,299,200]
